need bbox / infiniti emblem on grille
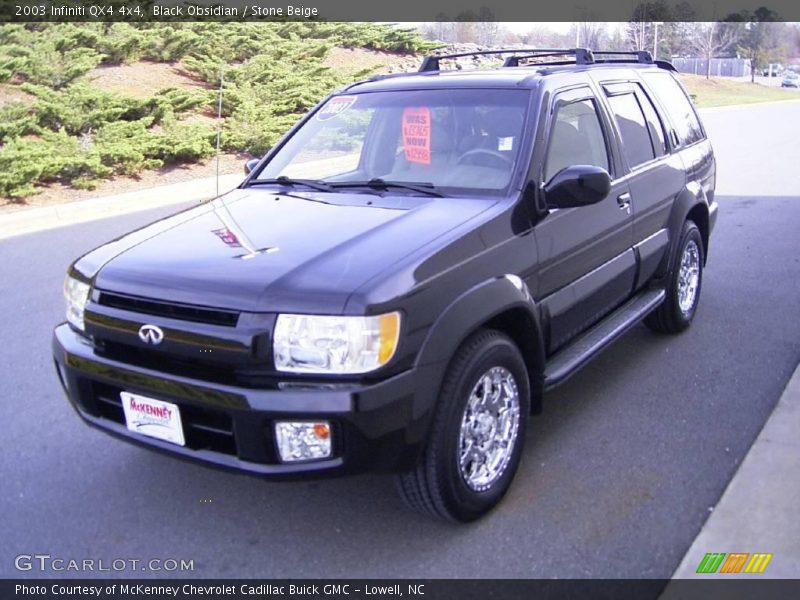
[138,324,164,345]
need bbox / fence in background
[672,57,752,77]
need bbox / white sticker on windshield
[317,95,357,121]
[498,137,514,151]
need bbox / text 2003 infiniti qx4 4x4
[54,48,717,521]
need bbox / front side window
[544,98,609,182]
[254,89,531,196]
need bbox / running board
[543,289,666,391]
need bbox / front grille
[95,340,276,388]
[93,382,237,456]
[98,340,238,384]
[97,292,239,327]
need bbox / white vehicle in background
[781,72,799,88]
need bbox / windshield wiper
[327,178,446,198]
[249,176,335,193]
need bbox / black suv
[54,49,717,522]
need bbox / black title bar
[5,580,800,600]
[2,0,800,23]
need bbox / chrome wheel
[458,366,521,492]
[678,240,701,315]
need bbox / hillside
[0,22,436,205]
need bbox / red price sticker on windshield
[402,107,431,165]
[317,95,357,121]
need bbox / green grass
[679,74,800,108]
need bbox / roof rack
[418,48,594,72]
[417,48,661,73]
[590,50,653,64]
[503,49,594,67]
[654,59,677,72]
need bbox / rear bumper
[53,324,437,479]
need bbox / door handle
[617,192,631,215]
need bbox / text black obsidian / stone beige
[150,5,320,18]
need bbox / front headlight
[63,275,91,331]
[273,312,401,374]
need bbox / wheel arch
[686,202,710,263]
[659,186,710,278]
[415,275,546,416]
[482,307,545,414]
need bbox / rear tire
[645,220,704,334]
[396,329,529,522]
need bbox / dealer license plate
[120,392,185,447]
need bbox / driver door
[532,86,636,353]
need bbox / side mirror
[543,165,611,209]
[244,158,260,175]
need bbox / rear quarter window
[642,72,705,147]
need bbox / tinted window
[642,72,704,146]
[278,107,374,180]
[606,92,655,168]
[544,98,609,182]
[257,88,530,195]
[636,85,667,155]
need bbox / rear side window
[636,85,667,156]
[642,72,704,146]
[606,92,655,168]
[544,98,609,182]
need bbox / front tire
[645,220,704,334]
[396,330,529,522]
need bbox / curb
[662,361,800,587]
[0,172,243,241]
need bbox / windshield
[252,88,531,196]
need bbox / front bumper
[53,324,437,478]
[709,199,719,234]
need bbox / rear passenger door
[533,86,636,353]
[598,80,686,289]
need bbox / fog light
[275,421,332,462]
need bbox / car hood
[83,188,494,314]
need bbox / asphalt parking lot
[1,101,799,579]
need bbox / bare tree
[626,20,648,51]
[419,18,478,44]
[453,20,477,44]
[523,25,572,49]
[606,25,627,51]
[626,1,679,53]
[419,19,454,43]
[689,22,739,79]
[474,8,500,45]
[575,22,606,49]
